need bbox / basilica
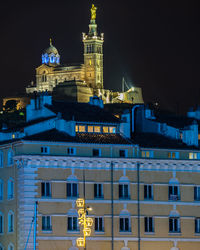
[26,5,144,104]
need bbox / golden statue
[91,4,97,20]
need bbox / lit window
[141,151,153,158]
[144,217,154,233]
[0,180,3,200]
[66,183,78,198]
[109,127,116,133]
[75,125,78,132]
[194,186,200,201]
[189,153,197,159]
[68,217,78,231]
[42,216,52,231]
[169,185,179,201]
[41,146,49,154]
[8,211,14,233]
[0,212,3,234]
[119,217,130,232]
[195,218,200,233]
[88,126,94,133]
[12,134,15,139]
[103,126,108,133]
[89,59,92,65]
[41,182,51,197]
[168,152,176,159]
[7,150,13,166]
[169,217,180,233]
[144,184,153,200]
[119,149,128,158]
[79,125,86,132]
[94,126,101,133]
[67,147,76,156]
[94,184,103,199]
[7,178,14,200]
[93,149,101,157]
[119,184,129,199]
[95,217,104,232]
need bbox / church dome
[42,39,60,65]
[44,44,59,55]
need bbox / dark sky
[0,0,199,114]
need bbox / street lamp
[76,198,93,249]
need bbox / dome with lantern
[42,39,60,65]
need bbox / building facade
[1,95,200,249]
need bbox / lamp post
[76,198,93,249]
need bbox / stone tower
[83,4,104,90]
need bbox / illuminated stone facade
[26,6,143,105]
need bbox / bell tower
[83,4,104,89]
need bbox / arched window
[0,211,4,234]
[8,211,14,233]
[169,178,180,201]
[67,209,79,232]
[66,175,78,199]
[7,150,13,166]
[119,209,131,232]
[42,72,47,82]
[119,176,130,200]
[0,179,3,200]
[7,178,14,200]
[0,151,3,168]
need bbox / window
[119,149,127,158]
[66,183,78,198]
[41,146,49,154]
[169,217,180,233]
[119,217,130,232]
[103,126,108,133]
[109,127,116,133]
[95,217,104,232]
[0,180,3,200]
[41,182,51,197]
[169,185,179,201]
[88,126,94,133]
[144,217,154,233]
[195,218,200,233]
[67,147,76,156]
[68,217,78,231]
[194,186,200,201]
[119,184,129,199]
[7,178,14,200]
[0,212,3,234]
[0,151,3,167]
[42,216,52,231]
[94,184,103,199]
[141,151,154,158]
[189,152,197,159]
[94,126,101,133]
[93,149,101,157]
[168,152,179,159]
[7,150,13,166]
[42,73,47,82]
[8,211,14,233]
[144,185,153,200]
[76,125,86,132]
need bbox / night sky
[0,0,199,114]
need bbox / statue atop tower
[91,4,97,20]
